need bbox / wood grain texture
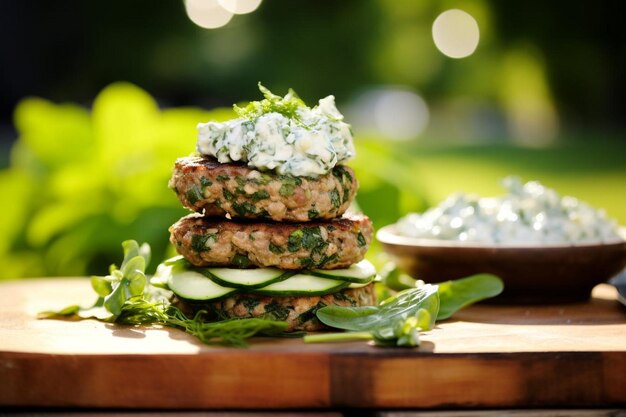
[0,278,625,409]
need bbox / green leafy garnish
[90,240,150,316]
[117,301,288,347]
[304,273,503,347]
[305,284,439,347]
[40,240,288,347]
[40,240,504,349]
[436,274,504,320]
[234,83,306,122]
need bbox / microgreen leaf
[122,256,148,297]
[121,240,151,271]
[104,277,131,316]
[91,276,112,297]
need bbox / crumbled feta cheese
[197,94,354,177]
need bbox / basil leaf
[436,274,504,320]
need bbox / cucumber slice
[252,274,349,296]
[161,264,237,301]
[348,279,374,289]
[205,267,294,289]
[310,260,376,283]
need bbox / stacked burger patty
[167,156,375,331]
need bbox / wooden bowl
[377,225,626,303]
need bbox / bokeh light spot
[348,87,429,141]
[185,0,233,29]
[218,0,262,15]
[432,9,480,59]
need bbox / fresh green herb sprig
[91,240,151,316]
[234,83,307,124]
[114,299,288,347]
[304,284,439,347]
[163,309,288,347]
[40,240,288,347]
[304,273,503,347]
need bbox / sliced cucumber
[205,267,294,289]
[161,264,237,301]
[152,257,376,300]
[348,279,374,289]
[310,260,376,283]
[252,274,349,296]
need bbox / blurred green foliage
[0,83,228,278]
[0,83,425,279]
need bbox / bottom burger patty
[172,283,376,332]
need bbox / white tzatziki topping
[396,177,621,244]
[197,86,355,177]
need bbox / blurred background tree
[0,0,624,278]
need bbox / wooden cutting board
[1,278,625,409]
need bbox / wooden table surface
[1,278,625,410]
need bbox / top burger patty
[169,212,373,270]
[169,156,358,222]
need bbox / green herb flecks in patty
[223,189,235,202]
[250,190,270,201]
[357,232,367,247]
[242,297,261,314]
[186,185,203,205]
[329,189,341,209]
[298,301,327,324]
[233,201,257,216]
[332,166,353,204]
[301,227,328,256]
[200,176,213,188]
[269,242,285,254]
[231,254,252,268]
[279,175,303,197]
[331,291,356,306]
[191,233,217,253]
[287,229,304,252]
[298,257,314,267]
[263,300,291,321]
[287,227,330,264]
[317,253,339,268]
